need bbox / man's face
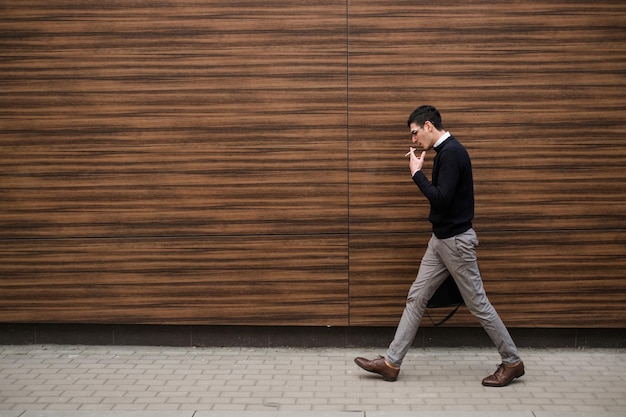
[410,122,434,150]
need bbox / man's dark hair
[407,105,444,130]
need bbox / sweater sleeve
[412,149,462,209]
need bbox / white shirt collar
[434,131,451,149]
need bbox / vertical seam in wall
[345,0,351,328]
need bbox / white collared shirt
[434,131,451,149]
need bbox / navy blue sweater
[411,136,474,239]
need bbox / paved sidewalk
[0,345,624,417]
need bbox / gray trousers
[386,228,520,367]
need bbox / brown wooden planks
[0,235,349,325]
[348,0,626,233]
[0,1,625,328]
[347,1,626,327]
[0,0,348,238]
[349,230,626,328]
[0,1,349,325]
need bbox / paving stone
[0,346,623,416]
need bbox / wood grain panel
[0,1,348,325]
[0,235,348,325]
[350,230,626,328]
[349,233,425,326]
[348,0,626,233]
[348,1,626,328]
[0,0,348,238]
[1,1,625,328]
[477,230,626,328]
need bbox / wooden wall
[1,0,624,328]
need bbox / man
[354,105,524,387]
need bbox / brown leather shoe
[482,361,525,387]
[354,356,400,381]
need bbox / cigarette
[405,151,413,157]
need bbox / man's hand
[406,147,426,176]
